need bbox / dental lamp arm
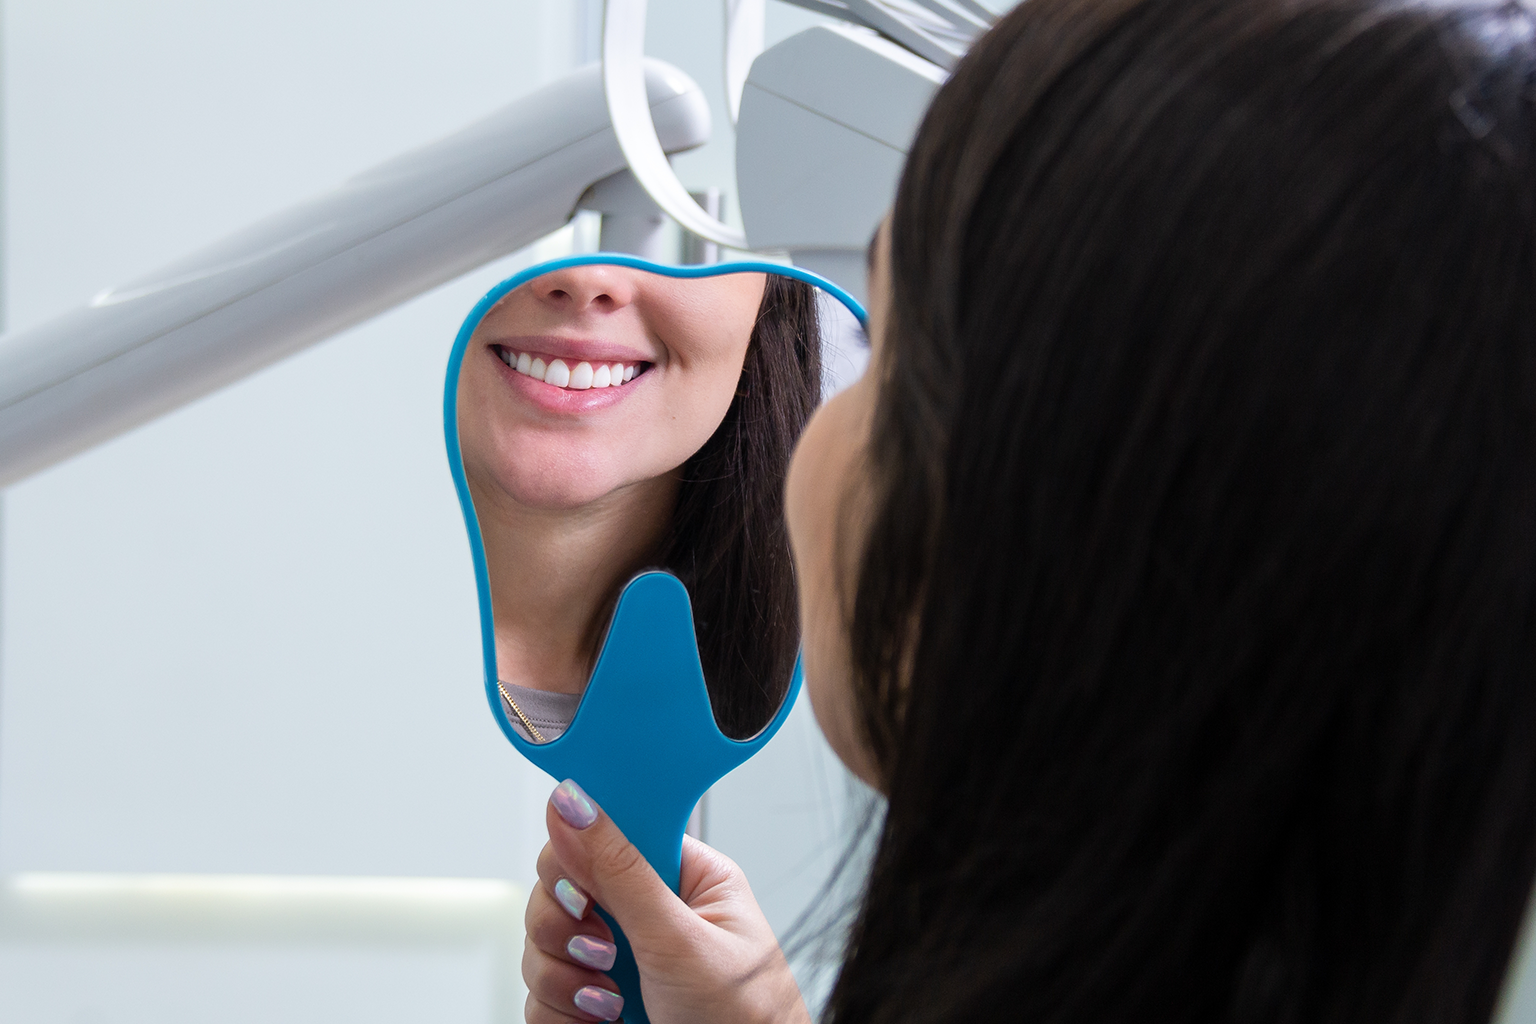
[0,60,709,488]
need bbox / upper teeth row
[499,350,640,390]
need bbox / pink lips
[488,345,646,415]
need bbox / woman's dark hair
[659,273,821,739]
[832,0,1536,1021]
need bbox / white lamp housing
[736,24,946,302]
[0,60,710,488]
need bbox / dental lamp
[0,62,708,487]
[0,0,983,487]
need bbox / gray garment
[499,680,582,742]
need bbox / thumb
[546,779,695,951]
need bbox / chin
[504,478,624,511]
[499,461,658,511]
[478,433,680,512]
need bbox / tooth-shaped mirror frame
[443,254,866,1024]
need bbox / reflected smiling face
[458,264,767,511]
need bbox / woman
[456,265,820,740]
[523,0,1536,1019]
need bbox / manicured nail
[567,934,618,971]
[551,779,598,829]
[554,877,589,919]
[573,984,624,1020]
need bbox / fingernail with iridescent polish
[551,779,598,829]
[574,984,624,1020]
[554,878,589,919]
[567,934,617,971]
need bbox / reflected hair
[832,0,1536,1022]
[658,274,821,739]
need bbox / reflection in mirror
[455,262,858,743]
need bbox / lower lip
[494,355,642,414]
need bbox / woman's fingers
[525,851,623,1019]
[524,989,619,1024]
[521,938,625,1022]
[530,780,813,1024]
[524,885,610,958]
[526,865,616,969]
[535,840,614,933]
[524,992,590,1024]
[544,779,696,952]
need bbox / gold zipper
[497,680,547,743]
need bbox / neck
[472,475,679,695]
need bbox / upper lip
[485,334,655,365]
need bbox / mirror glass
[451,260,867,744]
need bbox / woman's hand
[522,779,812,1024]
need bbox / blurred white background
[0,0,863,1020]
[7,1,1536,1023]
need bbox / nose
[531,266,639,316]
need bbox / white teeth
[504,352,641,390]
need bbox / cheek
[628,316,755,476]
[456,360,509,485]
[455,360,633,509]
[653,361,740,454]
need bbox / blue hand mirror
[443,253,867,1024]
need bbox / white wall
[0,0,859,1019]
